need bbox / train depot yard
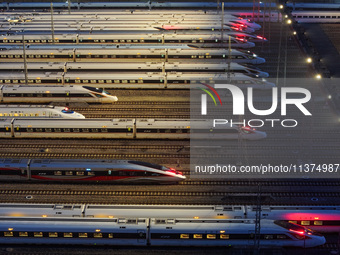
[0,1,340,254]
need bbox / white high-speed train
[0,47,266,64]
[0,72,274,89]
[0,203,338,233]
[0,85,118,104]
[0,105,85,118]
[0,33,256,48]
[0,118,267,140]
[0,216,325,248]
[0,62,269,78]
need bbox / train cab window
[180,234,189,239]
[220,234,229,239]
[301,221,310,225]
[34,232,43,237]
[65,171,73,176]
[76,172,85,176]
[19,232,28,237]
[4,232,13,237]
[193,234,202,239]
[94,233,103,238]
[79,233,88,238]
[64,233,73,238]
[48,232,58,238]
[264,235,273,239]
[207,234,216,239]
[277,234,287,239]
[314,221,323,225]
[289,221,297,224]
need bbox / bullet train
[0,47,266,65]
[0,204,339,234]
[0,72,274,90]
[0,118,267,140]
[0,62,269,78]
[0,33,255,48]
[0,158,185,183]
[0,85,118,104]
[291,11,340,23]
[0,216,325,248]
[0,105,85,119]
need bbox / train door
[126,125,133,137]
[65,91,71,102]
[4,125,12,136]
[137,230,146,244]
[248,230,255,245]
[14,125,21,136]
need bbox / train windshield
[82,86,111,95]
[274,220,305,232]
[128,160,167,171]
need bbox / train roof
[0,47,252,55]
[0,62,259,71]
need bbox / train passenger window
[49,232,58,237]
[76,172,84,176]
[90,80,96,83]
[220,234,229,239]
[114,80,120,83]
[54,171,62,176]
[303,16,308,18]
[133,40,138,43]
[326,16,331,18]
[13,80,18,83]
[100,40,105,43]
[65,171,73,176]
[109,233,113,238]
[140,40,144,43]
[19,232,28,237]
[41,40,46,43]
[63,128,70,132]
[332,16,336,18]
[5,79,11,83]
[34,232,43,237]
[127,40,132,43]
[180,234,189,239]
[101,128,108,132]
[314,16,319,18]
[122,80,128,83]
[4,232,13,237]
[301,221,310,225]
[199,56,204,58]
[120,40,125,43]
[106,80,112,83]
[193,234,202,239]
[91,128,98,132]
[73,128,79,132]
[98,80,104,83]
[64,233,73,238]
[314,221,323,225]
[130,80,136,83]
[27,128,33,132]
[15,55,21,58]
[320,16,325,18]
[277,234,287,239]
[191,55,197,58]
[82,128,89,132]
[83,80,89,83]
[207,234,216,239]
[75,80,81,83]
[87,172,95,176]
[54,128,61,132]
[114,40,119,43]
[264,235,273,239]
[94,233,103,238]
[79,233,87,238]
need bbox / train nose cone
[255,57,266,64]
[112,96,118,102]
